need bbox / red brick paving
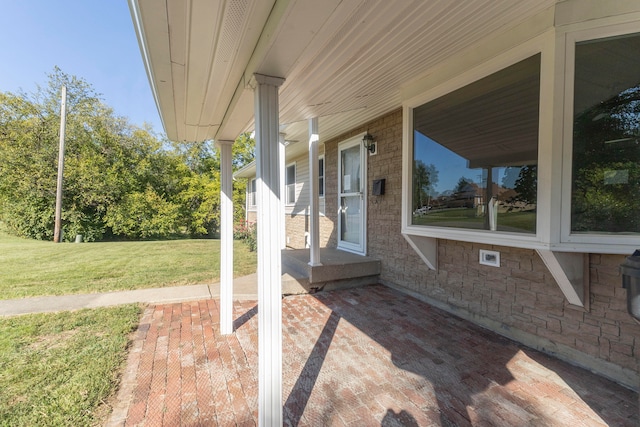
[108,285,638,426]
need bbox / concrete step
[281,269,310,295]
[281,248,381,295]
[281,249,309,277]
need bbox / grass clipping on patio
[0,305,142,426]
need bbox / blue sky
[0,1,163,134]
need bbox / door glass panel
[340,195,361,245]
[341,146,361,193]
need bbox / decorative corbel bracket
[536,250,589,309]
[402,234,437,270]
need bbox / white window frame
[560,21,640,249]
[285,162,296,206]
[402,34,551,251]
[402,18,640,255]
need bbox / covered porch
[128,1,640,423]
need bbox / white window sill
[402,224,638,255]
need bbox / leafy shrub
[234,220,257,251]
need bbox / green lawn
[0,305,141,426]
[413,208,536,233]
[0,231,257,299]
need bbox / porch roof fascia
[233,161,256,179]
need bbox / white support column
[308,117,322,266]
[252,73,285,427]
[216,139,234,335]
[279,133,286,250]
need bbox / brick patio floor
[107,285,638,426]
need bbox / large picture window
[411,54,540,234]
[571,32,640,234]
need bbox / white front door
[338,136,366,254]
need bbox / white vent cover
[479,249,500,267]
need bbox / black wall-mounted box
[372,178,385,196]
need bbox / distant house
[129,0,640,420]
[235,144,333,249]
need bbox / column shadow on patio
[296,285,638,426]
[284,311,340,424]
[233,304,257,330]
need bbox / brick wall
[321,109,639,390]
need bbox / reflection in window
[572,33,640,234]
[411,54,540,233]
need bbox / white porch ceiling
[130,0,556,145]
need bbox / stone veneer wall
[322,108,639,390]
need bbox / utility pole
[53,86,67,243]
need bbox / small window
[248,179,256,207]
[319,157,325,197]
[285,163,296,205]
[411,54,541,234]
[571,32,640,234]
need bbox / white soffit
[131,0,556,143]
[130,0,275,142]
[269,0,556,144]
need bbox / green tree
[503,165,537,206]
[166,133,255,237]
[104,185,182,239]
[231,132,254,225]
[572,85,640,232]
[412,160,438,210]
[231,132,255,170]
[453,176,474,194]
[0,68,106,240]
[175,170,221,237]
[0,69,256,241]
[0,69,181,240]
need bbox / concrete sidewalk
[0,274,258,316]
